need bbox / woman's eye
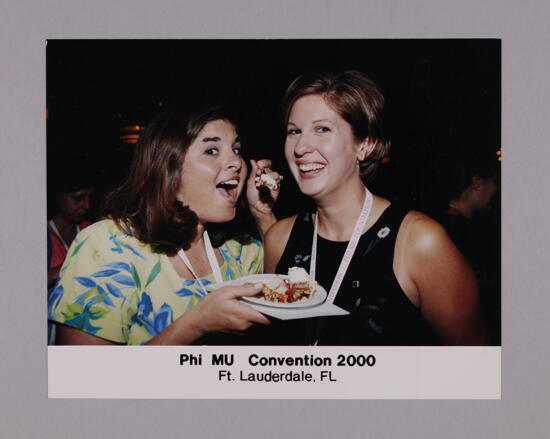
[233,147,242,156]
[205,147,219,156]
[287,128,300,136]
[316,126,330,133]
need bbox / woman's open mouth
[298,162,326,179]
[216,179,240,203]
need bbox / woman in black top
[264,71,486,346]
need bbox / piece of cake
[260,276,290,303]
[258,170,282,190]
[255,267,316,304]
[287,266,312,296]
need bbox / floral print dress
[48,219,263,345]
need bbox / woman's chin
[297,181,326,199]
[201,208,236,225]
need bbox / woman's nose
[293,134,312,157]
[224,153,243,172]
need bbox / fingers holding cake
[246,159,282,238]
[222,282,264,299]
[252,159,283,191]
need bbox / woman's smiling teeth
[298,163,325,172]
[217,179,239,188]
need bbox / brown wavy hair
[103,106,247,254]
[282,70,391,182]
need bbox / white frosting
[259,173,278,190]
[264,276,287,293]
[288,266,309,283]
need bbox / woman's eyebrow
[202,136,221,142]
[287,119,332,125]
[312,119,331,124]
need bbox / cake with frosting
[259,266,315,303]
[287,267,310,295]
[258,170,282,190]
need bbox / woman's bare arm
[263,215,296,273]
[401,212,487,345]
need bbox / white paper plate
[208,274,327,308]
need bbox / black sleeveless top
[245,204,439,346]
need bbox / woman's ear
[472,174,483,191]
[358,139,377,161]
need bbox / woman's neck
[51,214,79,245]
[315,179,367,241]
[52,214,75,233]
[447,199,473,218]
[186,223,206,250]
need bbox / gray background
[1,0,549,438]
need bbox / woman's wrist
[170,305,205,344]
[181,305,206,341]
[251,210,276,239]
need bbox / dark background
[46,39,500,220]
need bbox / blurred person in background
[47,167,95,288]
[47,165,95,345]
[437,147,501,344]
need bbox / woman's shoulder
[402,210,447,235]
[78,218,119,235]
[263,215,299,273]
[223,234,263,253]
[77,218,137,242]
[399,210,452,258]
[222,235,264,275]
[69,218,155,263]
[265,214,298,242]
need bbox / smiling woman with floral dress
[262,71,487,346]
[48,106,279,345]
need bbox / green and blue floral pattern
[48,219,263,344]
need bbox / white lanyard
[48,219,80,251]
[310,187,373,304]
[177,230,223,295]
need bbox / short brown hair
[103,106,239,254]
[283,70,390,182]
